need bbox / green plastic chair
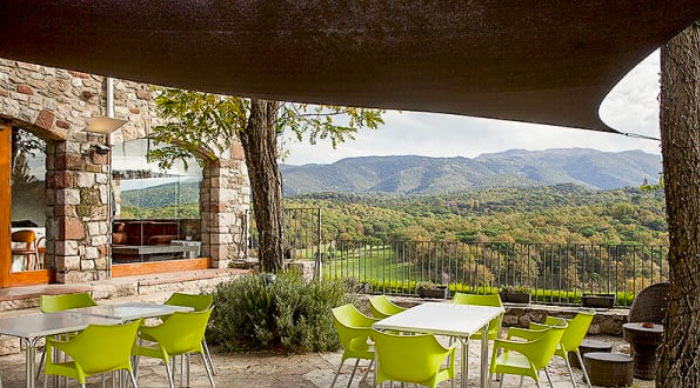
[44,320,141,388]
[372,329,456,388]
[133,309,216,388]
[491,320,568,388]
[40,292,98,313]
[38,292,98,379]
[526,311,595,388]
[368,295,406,319]
[331,304,379,388]
[452,293,504,340]
[161,293,217,376]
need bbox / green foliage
[289,185,668,246]
[208,273,353,354]
[364,280,636,306]
[121,181,200,209]
[149,88,385,169]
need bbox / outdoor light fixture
[84,117,127,135]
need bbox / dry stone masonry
[0,58,250,282]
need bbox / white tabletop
[373,302,503,337]
[0,311,121,339]
[68,302,193,321]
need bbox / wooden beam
[0,121,12,288]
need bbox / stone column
[200,143,249,269]
[49,134,111,283]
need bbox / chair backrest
[453,293,503,331]
[332,304,376,350]
[528,325,567,369]
[40,292,97,313]
[156,309,214,355]
[67,320,141,375]
[165,293,214,312]
[629,282,669,324]
[11,230,35,243]
[546,311,594,352]
[453,293,502,308]
[373,329,450,384]
[369,295,405,319]
[12,230,36,250]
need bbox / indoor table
[373,302,503,388]
[0,311,120,388]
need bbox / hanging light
[84,117,127,135]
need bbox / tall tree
[151,91,384,272]
[657,22,700,387]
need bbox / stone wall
[0,58,250,282]
[200,143,250,268]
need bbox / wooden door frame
[0,121,51,287]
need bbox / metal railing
[323,240,668,307]
[246,207,323,264]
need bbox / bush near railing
[361,279,636,307]
[208,273,353,354]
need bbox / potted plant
[581,293,617,308]
[417,282,449,299]
[499,286,532,304]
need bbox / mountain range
[280,148,662,195]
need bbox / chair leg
[128,369,139,388]
[165,362,176,388]
[200,352,217,388]
[186,353,191,387]
[202,338,216,375]
[575,351,592,388]
[519,375,524,388]
[544,368,554,388]
[535,379,543,388]
[498,376,504,388]
[347,358,360,388]
[36,347,46,379]
[330,359,345,388]
[564,356,578,388]
[361,359,374,383]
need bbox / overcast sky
[284,51,662,166]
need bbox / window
[111,139,201,263]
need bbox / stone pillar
[49,134,111,283]
[200,143,249,269]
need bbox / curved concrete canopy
[1,1,699,133]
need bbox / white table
[67,302,193,321]
[0,312,121,388]
[373,302,503,388]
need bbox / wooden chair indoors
[11,230,38,271]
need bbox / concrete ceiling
[2,1,700,133]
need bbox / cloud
[285,51,661,165]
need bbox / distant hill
[281,148,662,195]
[121,180,200,209]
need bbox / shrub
[208,273,352,354]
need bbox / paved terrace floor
[0,334,653,387]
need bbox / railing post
[316,208,322,280]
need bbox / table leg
[24,338,37,388]
[481,325,488,388]
[461,338,469,388]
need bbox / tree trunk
[657,22,700,387]
[239,99,285,272]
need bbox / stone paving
[0,335,653,387]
